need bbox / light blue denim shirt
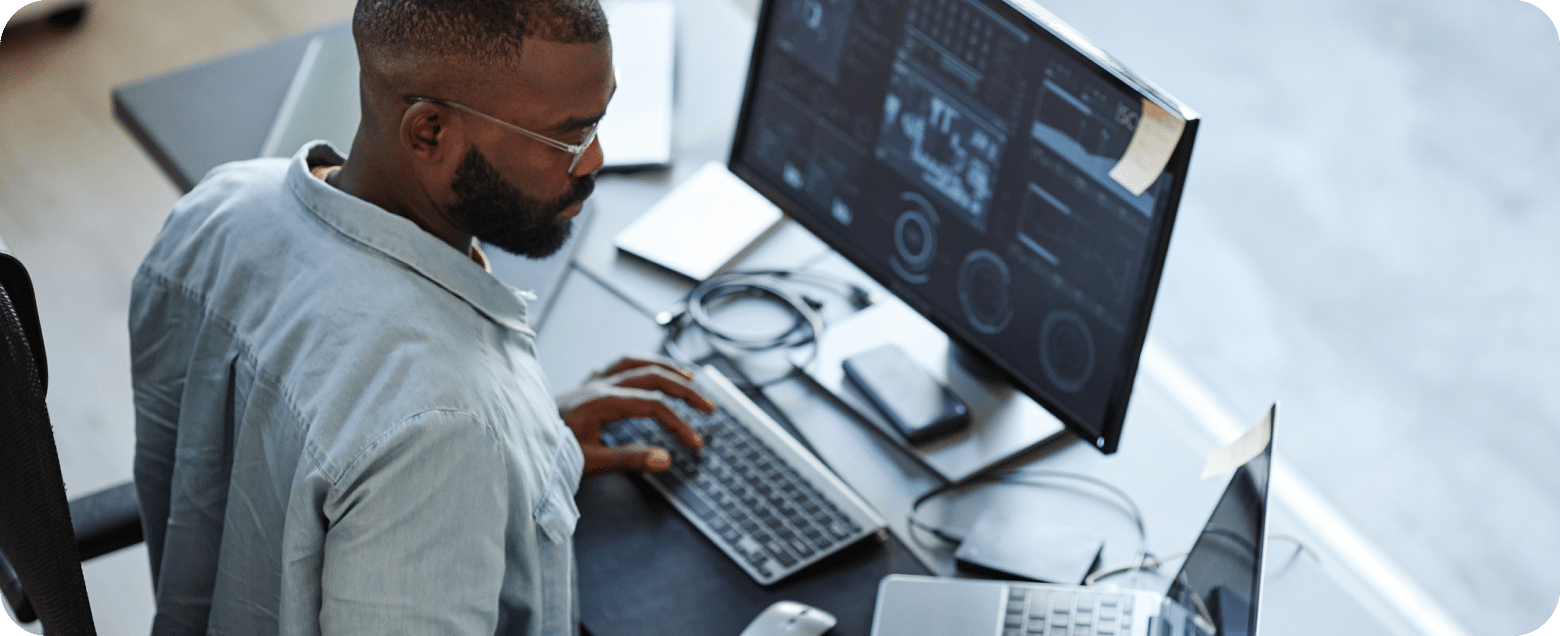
[130,143,583,635]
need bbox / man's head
[346,0,614,258]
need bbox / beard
[443,146,594,259]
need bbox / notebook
[871,404,1279,636]
[613,161,786,281]
[260,0,676,170]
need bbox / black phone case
[842,346,969,445]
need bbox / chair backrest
[0,235,96,635]
[0,236,45,393]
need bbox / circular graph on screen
[957,249,1013,334]
[1039,310,1096,393]
[890,191,938,284]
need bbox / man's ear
[400,100,462,165]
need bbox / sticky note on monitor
[1108,98,1186,196]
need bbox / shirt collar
[287,142,535,336]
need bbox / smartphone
[842,344,970,445]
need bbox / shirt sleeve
[318,409,511,635]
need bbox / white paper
[1201,407,1273,479]
[597,0,676,168]
[613,161,784,281]
[261,36,361,158]
[257,3,674,170]
[1108,98,1185,196]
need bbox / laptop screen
[1163,405,1275,636]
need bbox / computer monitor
[728,0,1199,453]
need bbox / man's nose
[571,136,606,177]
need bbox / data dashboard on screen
[729,0,1199,453]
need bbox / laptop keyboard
[600,366,885,585]
[1004,587,1137,636]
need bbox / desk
[113,0,1406,634]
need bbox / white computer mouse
[738,600,838,636]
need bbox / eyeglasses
[407,96,599,174]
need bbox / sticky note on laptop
[1201,407,1273,479]
[614,162,785,281]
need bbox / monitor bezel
[727,0,1199,454]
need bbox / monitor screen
[729,0,1198,453]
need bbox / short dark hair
[353,0,609,67]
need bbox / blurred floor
[0,0,354,631]
[1030,0,1560,634]
[2,0,1557,635]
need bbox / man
[129,0,707,633]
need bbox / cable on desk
[1085,532,1319,588]
[1261,532,1322,580]
[1085,550,1187,586]
[659,269,870,388]
[738,267,876,311]
[907,468,1153,587]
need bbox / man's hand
[556,354,716,479]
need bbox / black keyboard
[601,365,885,585]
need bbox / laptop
[871,403,1278,636]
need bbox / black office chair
[0,234,143,634]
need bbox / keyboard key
[770,545,797,567]
[1029,593,1050,617]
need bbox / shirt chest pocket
[531,441,582,544]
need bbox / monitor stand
[806,297,1076,484]
[949,340,1006,384]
